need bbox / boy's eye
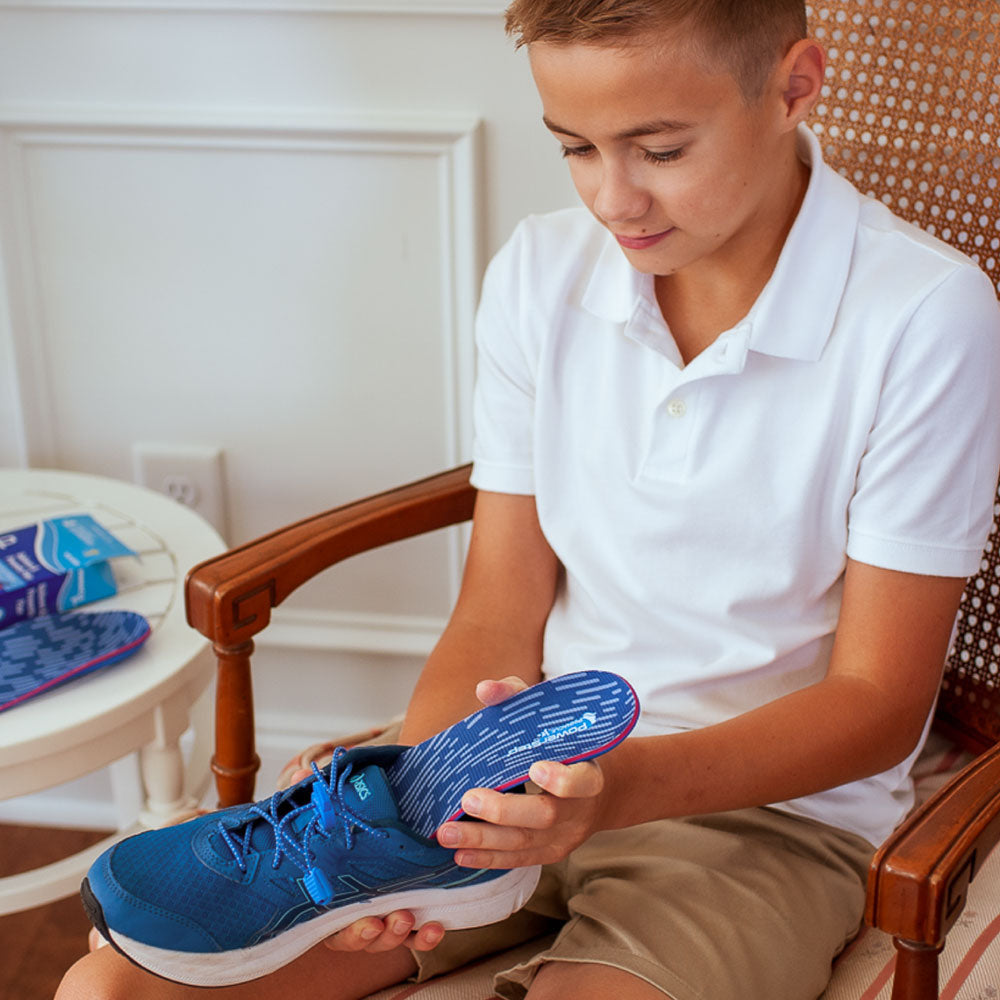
[558,144,684,163]
[560,144,595,159]
[643,148,684,165]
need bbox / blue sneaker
[81,670,639,986]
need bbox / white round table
[0,469,226,913]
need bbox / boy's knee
[55,951,124,1000]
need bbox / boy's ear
[776,39,826,126]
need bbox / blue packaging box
[0,515,137,629]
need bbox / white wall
[0,0,577,825]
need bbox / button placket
[639,385,699,482]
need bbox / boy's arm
[611,559,965,822]
[441,558,966,867]
[323,488,559,956]
[398,488,560,745]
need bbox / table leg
[138,700,197,827]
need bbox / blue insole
[387,669,639,837]
[0,611,151,712]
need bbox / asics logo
[349,774,371,801]
[506,712,598,757]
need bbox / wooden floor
[0,824,111,1000]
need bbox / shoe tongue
[339,764,399,823]
[223,761,401,857]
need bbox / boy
[57,1,1000,998]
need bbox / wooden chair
[185,2,1000,998]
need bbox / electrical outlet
[133,444,228,541]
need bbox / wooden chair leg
[211,641,261,807]
[890,939,942,1000]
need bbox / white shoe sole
[107,865,542,987]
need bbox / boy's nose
[591,166,651,226]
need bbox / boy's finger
[528,759,604,798]
[362,912,417,952]
[453,788,560,830]
[475,675,530,706]
[440,815,544,851]
[323,916,386,951]
[407,922,446,952]
[444,782,595,836]
[454,844,559,870]
[322,911,418,953]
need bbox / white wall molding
[0,106,482,490]
[0,104,481,137]
[259,607,446,656]
[0,123,57,465]
[0,1,503,12]
[0,240,28,468]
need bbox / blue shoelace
[216,747,388,905]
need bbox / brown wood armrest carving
[185,464,476,645]
[866,739,1000,947]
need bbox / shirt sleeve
[846,263,1000,577]
[470,224,537,496]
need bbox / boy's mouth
[614,228,674,250]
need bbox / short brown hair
[504,0,808,101]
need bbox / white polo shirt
[470,127,1000,845]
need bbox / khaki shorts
[412,806,874,1000]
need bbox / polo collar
[579,126,861,363]
[744,127,860,361]
[580,230,647,324]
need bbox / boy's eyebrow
[542,116,696,140]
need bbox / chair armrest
[185,464,476,646]
[866,739,1000,948]
[184,464,474,807]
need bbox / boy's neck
[654,155,811,367]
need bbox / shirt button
[666,399,687,418]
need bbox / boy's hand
[283,770,446,956]
[435,675,606,869]
[320,673,601,953]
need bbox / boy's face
[529,34,801,282]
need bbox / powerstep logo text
[506,712,598,757]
